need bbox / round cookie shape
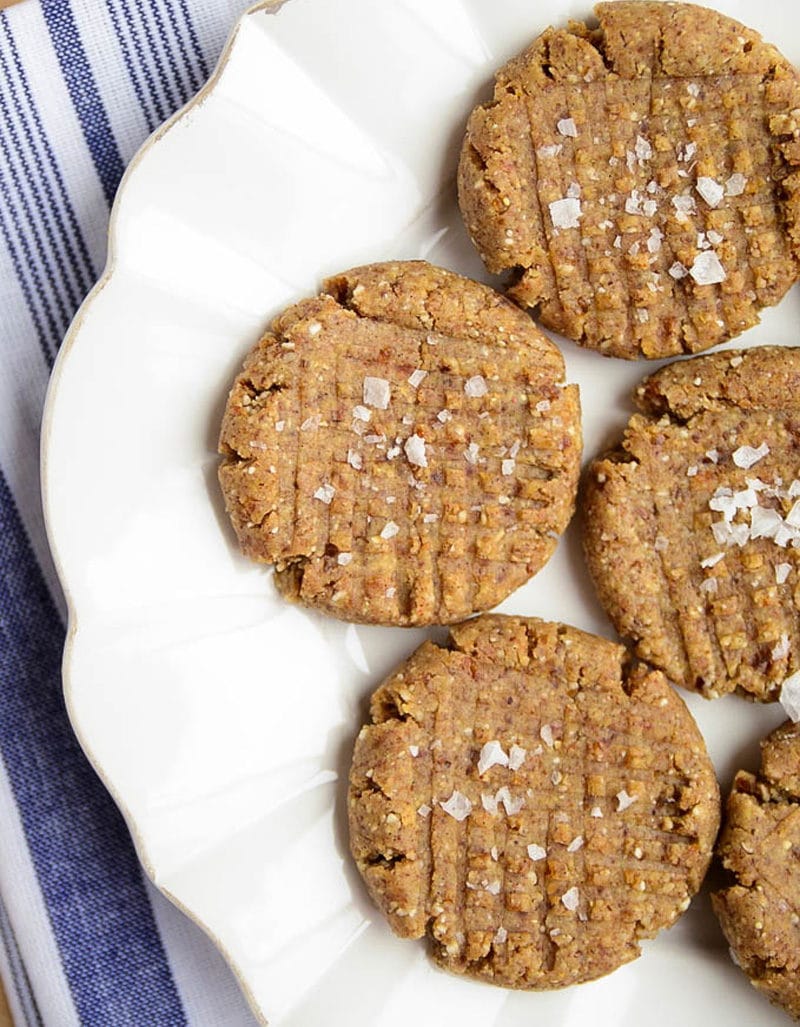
[458,2,800,360]
[583,346,800,701]
[218,261,581,627]
[348,615,719,990]
[712,720,800,1020]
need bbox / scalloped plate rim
[40,3,284,1022]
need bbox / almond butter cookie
[583,346,800,700]
[458,2,800,359]
[218,261,581,626]
[713,719,800,1020]
[348,615,719,989]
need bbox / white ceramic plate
[42,1,800,1023]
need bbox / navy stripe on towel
[39,0,126,206]
[0,471,187,1026]
[0,894,43,1027]
[0,18,96,304]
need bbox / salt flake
[696,176,724,208]
[337,552,352,566]
[404,434,428,468]
[732,442,769,469]
[464,442,480,465]
[527,843,547,862]
[669,261,688,280]
[678,141,697,162]
[786,500,800,528]
[690,251,726,285]
[477,740,509,776]
[647,227,663,253]
[314,483,335,504]
[549,197,582,229]
[481,792,498,814]
[776,563,792,585]
[672,194,696,218]
[749,506,783,540]
[440,790,472,821]
[625,189,644,215]
[363,376,391,409]
[780,671,800,721]
[773,634,791,661]
[408,369,427,388]
[557,117,578,137]
[464,375,488,398]
[726,173,747,196]
[508,744,526,771]
[616,789,637,811]
[635,134,652,161]
[567,836,584,853]
[495,786,524,816]
[561,887,580,912]
[380,521,399,540]
[700,552,725,568]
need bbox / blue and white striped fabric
[0,1,262,1023]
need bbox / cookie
[583,346,800,701]
[218,261,581,626]
[458,2,800,359]
[348,615,719,990]
[712,720,800,1020]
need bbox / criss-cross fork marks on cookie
[459,2,800,359]
[348,616,719,990]
[713,720,800,1019]
[584,346,800,701]
[218,261,581,626]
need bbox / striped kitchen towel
[0,1,262,1023]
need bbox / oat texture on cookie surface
[458,2,800,359]
[348,615,719,989]
[584,346,800,700]
[713,720,800,1020]
[218,261,581,626]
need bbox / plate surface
[42,1,800,1023]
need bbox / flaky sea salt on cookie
[348,615,719,989]
[458,2,800,359]
[583,346,800,700]
[218,261,581,626]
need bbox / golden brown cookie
[458,2,800,359]
[218,261,581,626]
[348,615,719,990]
[712,720,800,1020]
[583,346,800,701]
